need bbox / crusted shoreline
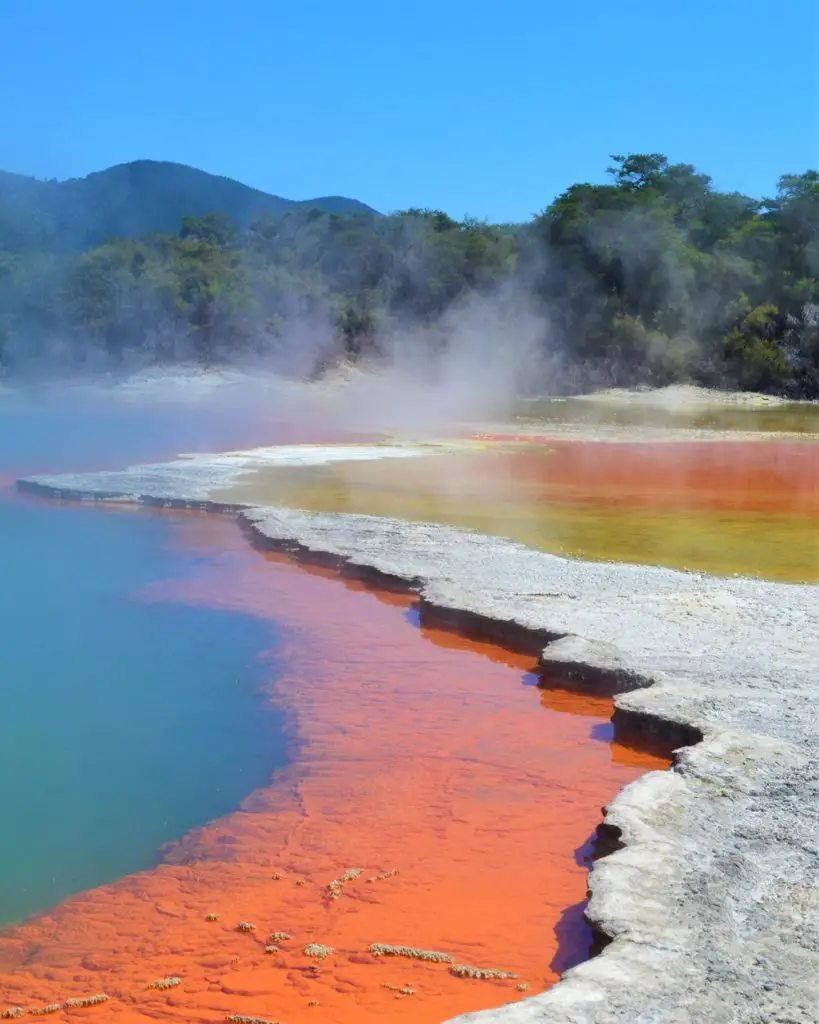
[16,470,819,1024]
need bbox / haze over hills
[0,160,379,252]
[0,152,817,400]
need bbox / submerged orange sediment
[467,438,819,514]
[0,514,668,1023]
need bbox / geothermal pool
[11,385,810,1024]
[220,437,819,582]
[10,384,813,1021]
[0,513,668,1022]
[1,389,671,1023]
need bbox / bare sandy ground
[569,384,807,409]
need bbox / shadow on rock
[549,899,597,976]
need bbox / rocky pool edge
[16,475,819,1024]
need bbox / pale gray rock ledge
[17,473,819,1024]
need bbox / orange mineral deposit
[468,437,819,514]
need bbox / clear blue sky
[1,0,817,222]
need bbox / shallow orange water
[0,512,668,1023]
[468,437,819,514]
[230,436,819,581]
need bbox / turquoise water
[0,389,287,926]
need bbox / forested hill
[1,154,819,398]
[0,160,378,252]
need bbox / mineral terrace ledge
[17,470,819,1024]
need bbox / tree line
[1,153,818,395]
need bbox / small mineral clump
[206,913,219,921]
[225,1016,282,1024]
[303,943,333,959]
[450,964,518,980]
[147,977,181,991]
[1,1010,24,1020]
[269,932,292,942]
[369,943,452,963]
[63,994,110,1008]
[264,945,279,954]
[295,879,306,887]
[236,921,256,933]
[367,869,400,883]
[516,982,530,991]
[340,868,362,882]
[383,982,417,997]
[271,872,283,880]
[27,1009,60,1018]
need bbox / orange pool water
[0,512,669,1023]
[229,436,819,581]
[468,437,819,514]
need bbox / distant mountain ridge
[0,159,379,251]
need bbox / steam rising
[2,281,555,446]
[5,153,818,442]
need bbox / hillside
[0,160,378,252]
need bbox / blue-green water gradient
[0,389,287,925]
